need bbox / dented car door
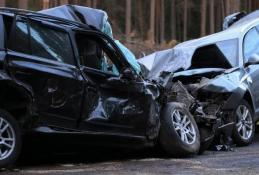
[75,32,159,137]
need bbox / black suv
[0,8,211,167]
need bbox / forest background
[0,0,256,57]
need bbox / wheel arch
[243,90,254,113]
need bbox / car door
[75,32,158,137]
[6,16,84,129]
[243,26,259,112]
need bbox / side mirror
[246,54,259,66]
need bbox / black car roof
[0,7,93,31]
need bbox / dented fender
[198,69,253,110]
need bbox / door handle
[48,86,58,93]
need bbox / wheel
[0,110,22,167]
[232,100,255,146]
[159,102,200,157]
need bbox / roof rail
[0,7,91,30]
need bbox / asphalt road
[2,135,259,175]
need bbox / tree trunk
[137,0,144,40]
[149,0,155,44]
[171,0,176,39]
[237,0,241,12]
[215,0,222,32]
[92,0,97,8]
[126,0,131,41]
[43,0,49,9]
[200,0,206,36]
[60,0,68,5]
[221,0,225,19]
[183,0,188,41]
[210,0,215,34]
[155,0,160,43]
[248,0,252,12]
[18,0,28,9]
[160,0,165,43]
[0,0,5,7]
[225,0,230,15]
[86,0,92,7]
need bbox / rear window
[191,39,238,69]
[10,20,30,54]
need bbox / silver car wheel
[0,117,15,160]
[171,109,196,145]
[236,105,253,140]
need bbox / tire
[159,102,200,157]
[232,99,255,146]
[0,109,22,168]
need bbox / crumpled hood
[138,47,196,79]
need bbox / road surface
[2,135,259,175]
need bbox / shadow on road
[17,141,167,168]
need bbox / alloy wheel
[236,105,253,140]
[0,117,15,160]
[171,109,196,145]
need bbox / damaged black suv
[0,8,206,167]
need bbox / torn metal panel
[80,74,161,139]
[39,5,108,31]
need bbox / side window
[29,21,75,65]
[76,34,119,76]
[10,20,30,54]
[243,27,259,62]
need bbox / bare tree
[43,0,49,9]
[137,0,144,40]
[92,0,97,8]
[60,0,68,5]
[155,0,160,43]
[210,0,215,34]
[0,0,5,7]
[171,0,176,39]
[200,0,207,36]
[183,0,188,40]
[126,0,131,41]
[18,0,28,9]
[160,0,165,43]
[248,0,252,12]
[225,0,230,15]
[236,0,241,12]
[86,0,92,7]
[150,0,155,44]
[221,0,225,19]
